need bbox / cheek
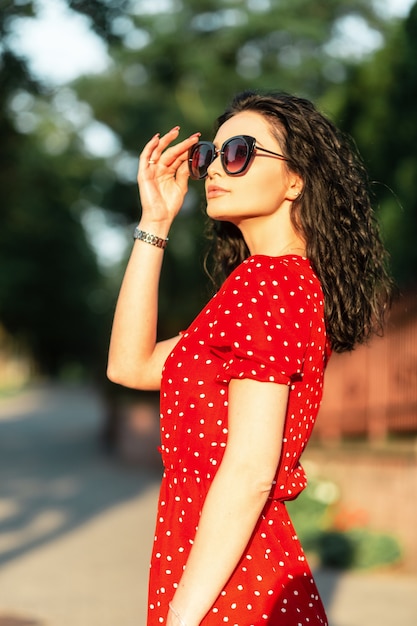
[238,175,283,211]
[206,168,288,219]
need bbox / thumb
[175,159,192,192]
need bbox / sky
[9,0,417,87]
[10,0,110,85]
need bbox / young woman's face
[205,111,298,224]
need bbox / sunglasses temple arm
[256,146,288,160]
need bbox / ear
[286,172,304,201]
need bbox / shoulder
[220,255,321,298]
[208,256,327,381]
[213,256,325,334]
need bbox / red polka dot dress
[148,255,331,625]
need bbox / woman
[107,91,392,626]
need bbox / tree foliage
[332,2,417,287]
[0,1,109,376]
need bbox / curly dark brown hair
[205,90,394,353]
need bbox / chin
[207,212,238,226]
[206,205,238,223]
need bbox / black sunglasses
[188,134,288,180]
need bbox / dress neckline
[248,253,309,261]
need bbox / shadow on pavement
[0,384,161,568]
[313,568,339,610]
[0,616,43,625]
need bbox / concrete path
[0,385,416,626]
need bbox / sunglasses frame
[188,134,288,180]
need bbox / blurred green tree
[330,2,417,287]
[0,2,109,377]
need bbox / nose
[206,149,221,177]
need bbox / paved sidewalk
[0,385,416,626]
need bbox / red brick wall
[315,291,417,442]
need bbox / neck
[236,212,306,258]
[275,243,306,257]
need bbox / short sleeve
[207,257,312,385]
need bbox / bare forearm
[107,220,170,389]
[169,468,272,626]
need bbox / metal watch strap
[133,227,168,250]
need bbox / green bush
[287,478,402,570]
[316,530,355,569]
[346,529,402,570]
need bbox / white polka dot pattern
[148,255,330,625]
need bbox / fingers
[141,126,180,167]
[167,132,201,174]
[153,125,181,159]
[175,158,192,190]
[139,127,200,177]
[139,131,162,172]
[156,128,201,168]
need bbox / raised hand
[137,126,201,229]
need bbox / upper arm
[107,335,181,390]
[221,377,289,487]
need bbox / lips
[206,185,228,199]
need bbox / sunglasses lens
[189,136,252,179]
[189,143,214,179]
[223,138,249,174]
